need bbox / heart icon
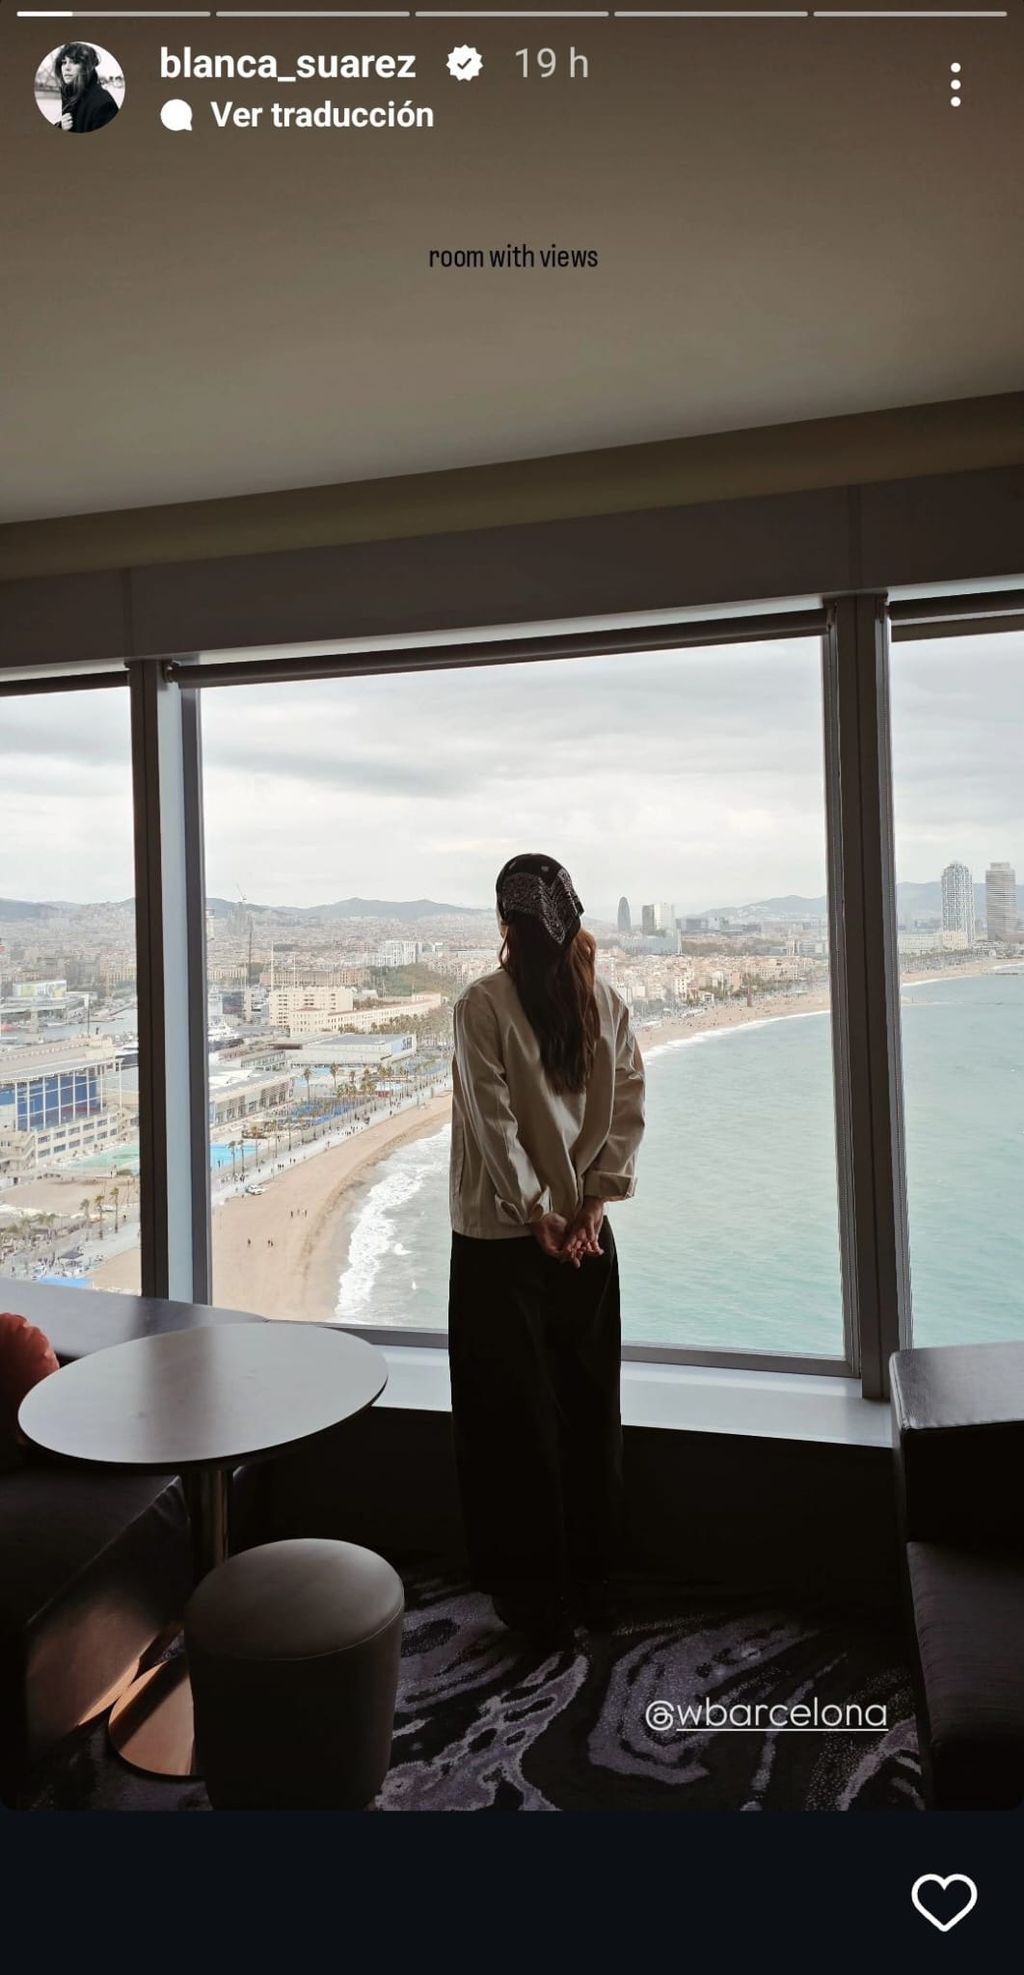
[911,1874,979,1932]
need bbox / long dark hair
[499,913,600,1096]
[55,42,100,104]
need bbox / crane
[236,882,255,986]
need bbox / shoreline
[91,1094,453,1317]
[634,958,1001,1056]
[637,993,829,1055]
[89,957,1008,1318]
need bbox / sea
[334,971,1023,1355]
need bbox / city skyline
[1,631,1021,907]
[3,860,1022,932]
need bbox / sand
[634,957,1001,1054]
[90,956,1003,1317]
[92,1095,453,1317]
[635,990,830,1053]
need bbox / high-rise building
[641,905,656,936]
[985,862,1018,943]
[617,896,632,934]
[654,902,677,933]
[268,983,355,1035]
[0,1038,122,1171]
[941,862,976,945]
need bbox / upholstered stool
[184,1537,404,1810]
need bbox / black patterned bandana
[496,853,584,947]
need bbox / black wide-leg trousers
[447,1217,624,1603]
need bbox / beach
[635,957,1004,1053]
[635,989,830,1053]
[92,1093,453,1317]
[91,956,1001,1319]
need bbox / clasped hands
[530,1198,604,1268]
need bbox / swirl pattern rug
[26,1567,922,1812]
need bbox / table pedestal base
[109,1469,231,1778]
[108,1654,198,1779]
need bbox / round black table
[18,1322,388,1779]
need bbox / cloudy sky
[2,631,1021,915]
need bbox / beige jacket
[449,967,646,1241]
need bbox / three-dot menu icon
[950,61,962,108]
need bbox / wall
[3,392,1022,579]
[237,1407,902,1613]
[2,394,1023,670]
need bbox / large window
[0,687,140,1293]
[3,596,1019,1390]
[890,627,1024,1346]
[199,638,845,1360]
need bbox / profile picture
[34,43,125,134]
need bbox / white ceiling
[2,14,1022,522]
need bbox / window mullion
[826,595,910,1401]
[129,661,209,1300]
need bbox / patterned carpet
[27,1567,923,1812]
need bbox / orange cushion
[0,1311,60,1448]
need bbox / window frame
[194,606,855,1377]
[3,582,1021,1398]
[886,608,1024,1356]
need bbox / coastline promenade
[88,957,1001,1321]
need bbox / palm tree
[111,1184,121,1232]
[743,967,767,1011]
[80,1196,92,1232]
[95,1191,108,1240]
[36,1212,58,1266]
[302,1067,313,1114]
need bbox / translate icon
[911,1874,978,1933]
[160,98,192,131]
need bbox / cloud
[1,630,1020,908]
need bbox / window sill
[372,1344,891,1448]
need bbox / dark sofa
[891,1341,1024,1811]
[0,1458,191,1805]
[0,1280,246,1807]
